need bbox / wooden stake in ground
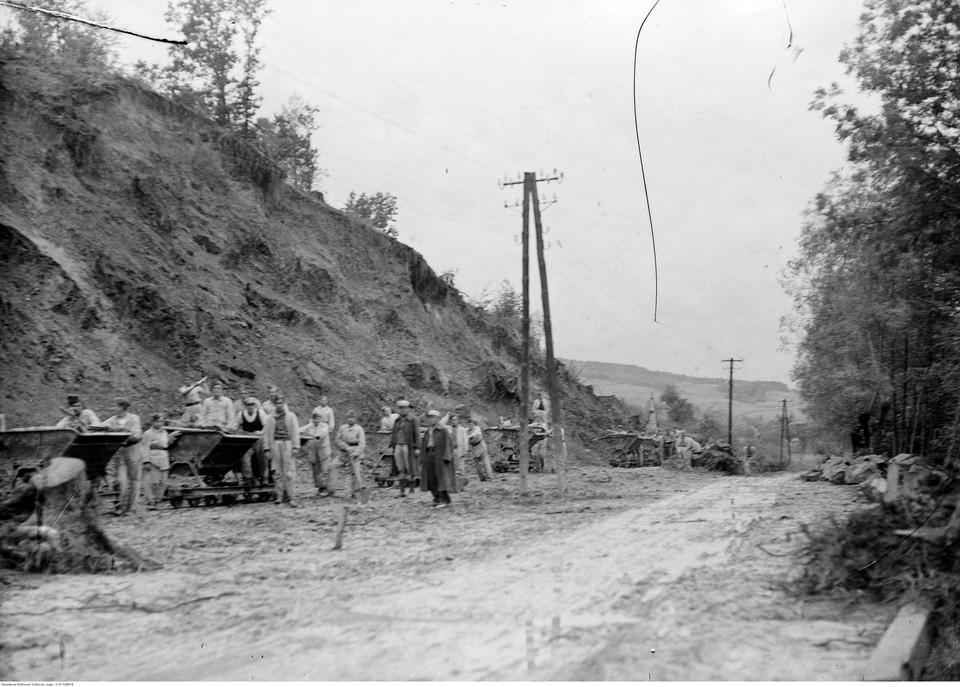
[332,505,347,550]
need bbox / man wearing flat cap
[421,409,457,508]
[389,400,421,497]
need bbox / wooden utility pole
[501,170,563,493]
[781,399,792,468]
[723,358,743,449]
[531,181,567,494]
[779,399,786,466]
[518,173,532,489]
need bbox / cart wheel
[170,497,183,509]
[222,494,236,506]
[610,448,625,467]
[187,498,201,508]
[204,495,218,507]
[242,492,254,503]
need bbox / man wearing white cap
[421,409,457,508]
[389,400,420,497]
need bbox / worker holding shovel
[335,411,368,504]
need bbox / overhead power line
[0,0,186,44]
[633,0,663,322]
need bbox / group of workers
[53,373,513,514]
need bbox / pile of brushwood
[794,452,960,679]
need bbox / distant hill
[562,359,802,425]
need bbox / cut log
[1,456,161,572]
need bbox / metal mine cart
[0,426,130,497]
[163,428,267,508]
[597,432,663,467]
[484,425,547,473]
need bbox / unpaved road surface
[1,465,896,680]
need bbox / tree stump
[1,457,160,573]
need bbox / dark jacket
[420,424,457,494]
[390,414,420,450]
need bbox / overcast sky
[11,0,868,384]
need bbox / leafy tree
[343,191,399,238]
[785,0,960,457]
[232,0,269,138]
[697,413,725,442]
[1,0,116,68]
[135,0,268,129]
[660,384,696,426]
[255,95,324,192]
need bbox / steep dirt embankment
[0,59,618,435]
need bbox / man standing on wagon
[200,381,235,431]
[178,374,209,425]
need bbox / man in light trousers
[264,394,301,507]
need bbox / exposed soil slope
[0,59,618,434]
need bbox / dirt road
[0,465,895,680]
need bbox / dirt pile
[0,58,620,439]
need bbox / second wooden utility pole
[531,178,567,494]
[723,357,743,450]
[780,399,792,469]
[501,170,563,493]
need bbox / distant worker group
[52,373,513,515]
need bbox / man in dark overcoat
[420,409,457,508]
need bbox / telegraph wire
[0,0,185,44]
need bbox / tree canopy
[785,0,960,457]
[660,384,696,426]
[343,191,399,237]
[0,0,116,68]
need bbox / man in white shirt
[200,382,235,431]
[102,397,143,515]
[676,430,702,468]
[300,410,333,496]
[56,394,100,430]
[312,396,335,429]
[334,411,366,503]
[379,405,399,433]
[178,374,209,425]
